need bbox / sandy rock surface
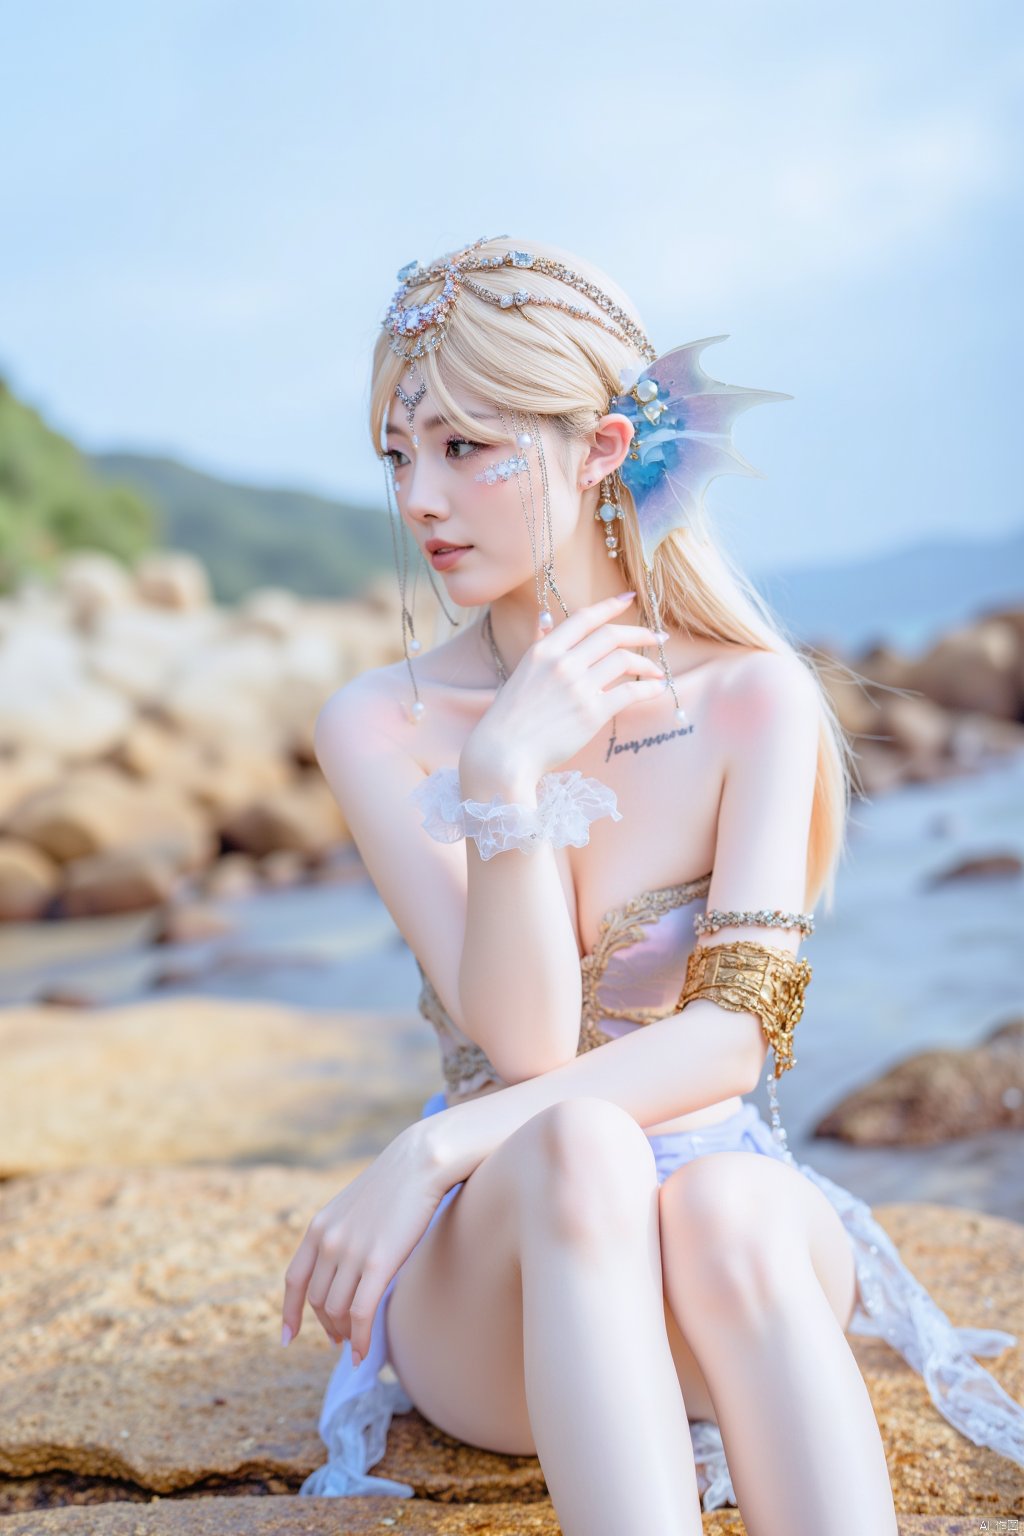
[0,1166,1020,1519]
[0,997,438,1176]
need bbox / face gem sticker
[474,454,529,484]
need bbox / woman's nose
[403,459,450,523]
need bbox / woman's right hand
[463,591,669,784]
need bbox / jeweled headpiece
[383,233,658,365]
[380,236,791,570]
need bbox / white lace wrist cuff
[409,767,622,861]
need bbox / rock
[55,848,184,918]
[0,623,133,761]
[150,902,237,945]
[219,774,348,858]
[134,553,211,611]
[926,851,1023,888]
[0,1168,1018,1523]
[6,769,214,876]
[200,853,260,900]
[0,747,61,822]
[0,997,439,1176]
[232,587,303,641]
[0,1495,575,1533]
[56,553,136,628]
[875,695,951,762]
[909,620,1021,720]
[186,748,291,822]
[0,838,60,920]
[85,608,222,706]
[815,1018,1024,1144]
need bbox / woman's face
[382,381,584,607]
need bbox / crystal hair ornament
[383,235,657,363]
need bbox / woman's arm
[455,751,585,1082]
[417,649,821,1186]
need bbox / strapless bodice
[415,872,713,1103]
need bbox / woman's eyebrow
[386,411,500,440]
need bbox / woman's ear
[577,413,635,488]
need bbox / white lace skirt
[299,1091,1024,1512]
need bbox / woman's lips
[430,545,473,570]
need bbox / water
[2,753,1022,1217]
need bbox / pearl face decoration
[538,610,554,633]
[515,432,532,449]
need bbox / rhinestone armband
[694,908,815,938]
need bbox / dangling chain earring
[584,464,689,732]
[596,470,626,560]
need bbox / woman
[283,235,1024,1534]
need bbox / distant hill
[87,447,1023,652]
[754,525,1024,656]
[0,379,155,592]
[88,451,394,604]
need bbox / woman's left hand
[281,1122,449,1363]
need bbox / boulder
[816,1018,1024,1144]
[219,775,348,858]
[0,624,133,761]
[56,552,136,629]
[0,1166,1019,1523]
[0,747,61,823]
[908,620,1020,720]
[55,847,184,918]
[925,851,1023,887]
[0,838,60,920]
[6,769,214,875]
[134,553,212,611]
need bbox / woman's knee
[512,1097,659,1247]
[660,1155,799,1319]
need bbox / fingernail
[351,1346,362,1368]
[616,590,636,600]
[281,1323,293,1347]
[654,630,670,641]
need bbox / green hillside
[89,451,394,602]
[0,378,155,592]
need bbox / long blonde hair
[369,235,868,916]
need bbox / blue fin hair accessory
[609,336,793,569]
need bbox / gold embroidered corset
[414,872,713,1103]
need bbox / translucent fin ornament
[609,335,793,568]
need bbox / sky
[1,0,1022,577]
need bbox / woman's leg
[659,1150,899,1536]
[388,1096,706,1536]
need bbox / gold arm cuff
[676,939,812,1075]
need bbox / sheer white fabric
[300,1096,1024,1511]
[408,765,622,860]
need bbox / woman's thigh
[388,1097,711,1456]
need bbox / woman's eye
[446,437,482,460]
[384,448,409,469]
